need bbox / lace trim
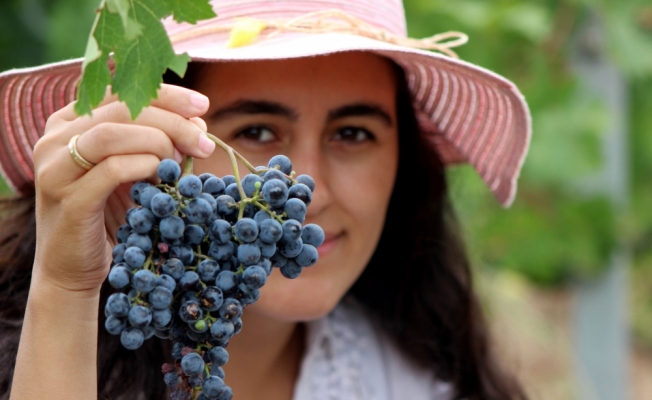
[303,299,375,400]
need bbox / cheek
[247,145,399,321]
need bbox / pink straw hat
[0,0,531,206]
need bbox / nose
[287,140,331,219]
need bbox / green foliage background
[1,0,651,345]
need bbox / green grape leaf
[106,0,144,40]
[74,0,215,119]
[168,52,192,78]
[164,0,217,24]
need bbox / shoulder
[293,296,454,400]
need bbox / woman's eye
[333,127,375,143]
[235,126,276,143]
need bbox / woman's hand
[31,84,215,295]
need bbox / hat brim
[0,31,531,206]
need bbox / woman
[0,1,531,399]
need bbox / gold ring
[68,134,96,171]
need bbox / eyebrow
[210,100,298,122]
[209,99,393,126]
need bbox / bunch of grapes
[106,154,324,400]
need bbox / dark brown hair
[0,60,526,399]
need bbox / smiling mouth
[317,232,343,257]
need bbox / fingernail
[198,133,215,155]
[191,93,209,110]
[174,148,183,163]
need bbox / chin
[245,264,354,322]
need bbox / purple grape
[148,286,173,309]
[280,259,302,279]
[202,376,227,399]
[170,245,194,266]
[152,308,172,329]
[284,198,306,222]
[259,219,283,244]
[130,182,151,205]
[132,269,157,294]
[200,286,224,312]
[241,174,263,197]
[278,237,303,258]
[139,186,161,210]
[208,346,229,366]
[270,251,288,268]
[106,293,130,317]
[112,243,126,263]
[296,244,318,267]
[267,155,292,175]
[254,210,271,224]
[203,176,225,196]
[208,242,234,262]
[105,315,127,335]
[234,218,258,243]
[178,175,203,198]
[181,353,205,377]
[162,258,185,281]
[295,174,316,191]
[128,208,155,234]
[157,159,181,183]
[198,172,216,184]
[210,318,234,343]
[160,216,185,241]
[179,271,200,291]
[282,220,302,242]
[209,219,232,244]
[215,271,238,295]
[215,195,236,217]
[237,243,261,266]
[183,224,205,247]
[199,192,217,211]
[224,183,241,201]
[164,372,179,387]
[198,260,220,283]
[261,179,288,208]
[128,305,152,328]
[301,224,325,247]
[263,168,289,184]
[236,283,260,306]
[256,239,276,258]
[156,274,176,291]
[218,298,242,321]
[151,193,177,218]
[179,299,202,323]
[126,232,152,252]
[288,183,312,206]
[116,224,132,244]
[186,197,212,224]
[222,175,236,187]
[242,265,267,289]
[108,265,131,289]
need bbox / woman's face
[194,52,399,321]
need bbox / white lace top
[293,297,454,400]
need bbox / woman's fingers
[55,83,210,122]
[74,123,183,166]
[61,100,215,159]
[69,153,162,211]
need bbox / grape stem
[182,155,194,176]
[206,133,257,174]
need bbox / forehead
[193,52,397,107]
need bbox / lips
[316,232,342,258]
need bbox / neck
[222,311,306,400]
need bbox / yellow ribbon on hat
[171,9,469,59]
